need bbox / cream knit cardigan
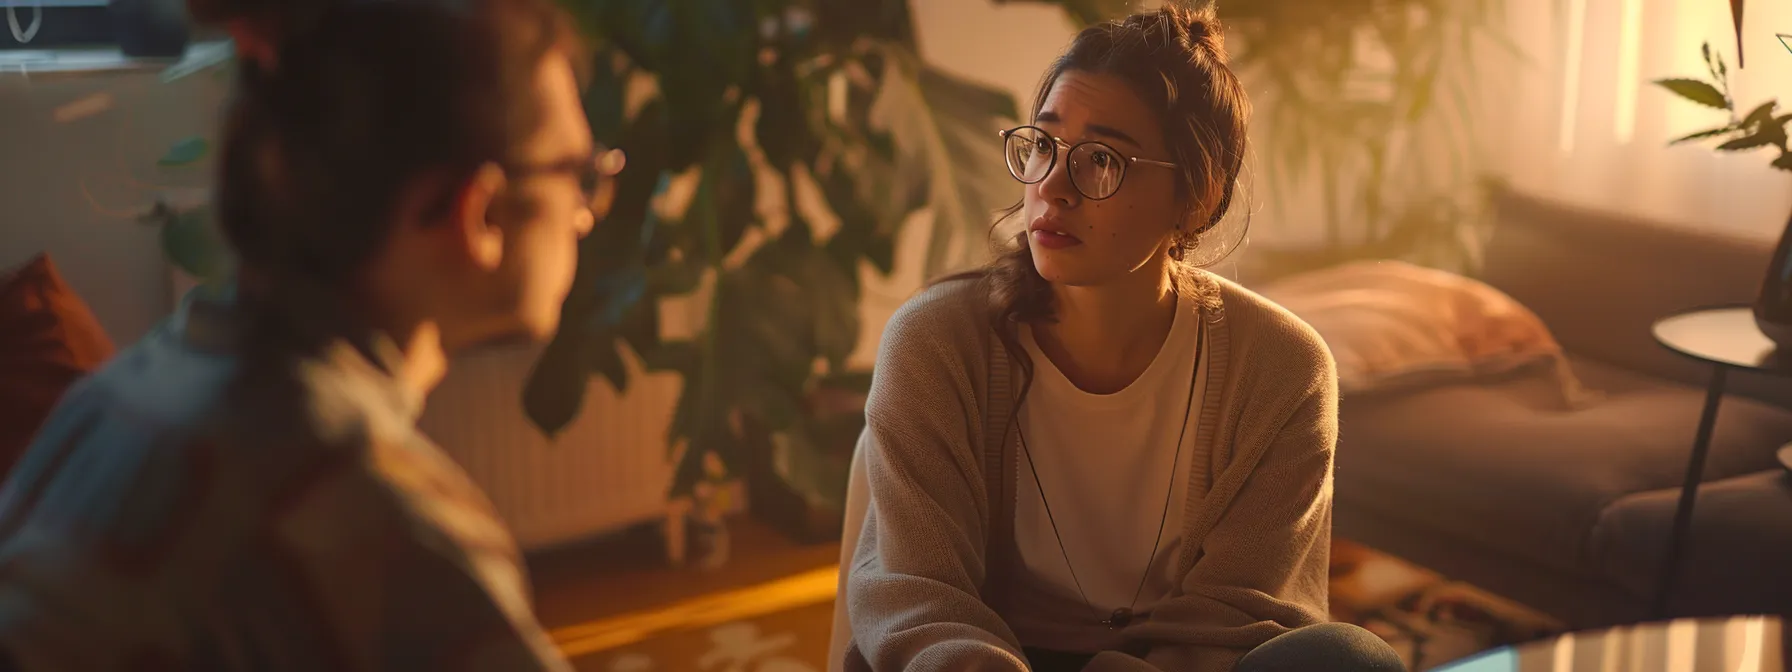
[845,270,1339,672]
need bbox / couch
[1334,185,1792,628]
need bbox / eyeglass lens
[586,147,626,215]
[1003,126,1128,200]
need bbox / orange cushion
[0,254,115,474]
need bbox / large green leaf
[582,46,630,145]
[582,0,675,70]
[1655,78,1731,110]
[871,49,1022,277]
[1671,125,1738,145]
[523,335,590,440]
[660,1,756,169]
[755,51,826,171]
[1718,130,1780,151]
[160,203,227,281]
[709,144,759,258]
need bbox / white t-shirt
[1015,291,1208,617]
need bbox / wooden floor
[527,518,842,670]
[525,518,1562,671]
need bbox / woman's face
[1021,70,1184,287]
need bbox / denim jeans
[1234,622,1406,671]
[1022,622,1406,672]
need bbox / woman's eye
[1090,150,1115,168]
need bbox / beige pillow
[1258,260,1598,407]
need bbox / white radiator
[419,343,681,552]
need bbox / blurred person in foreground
[0,0,622,669]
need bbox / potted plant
[1653,41,1792,346]
[523,0,1029,546]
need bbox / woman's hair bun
[1159,1,1223,50]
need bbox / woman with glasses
[0,0,620,669]
[842,5,1403,672]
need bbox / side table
[1650,305,1792,620]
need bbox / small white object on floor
[698,623,814,672]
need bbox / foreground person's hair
[191,0,585,292]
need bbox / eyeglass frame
[500,145,627,216]
[997,125,1178,201]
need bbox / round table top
[1431,615,1784,671]
[1653,305,1792,374]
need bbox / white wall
[0,67,223,343]
[1483,0,1792,240]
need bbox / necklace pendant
[1104,608,1133,629]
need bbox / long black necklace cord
[1016,319,1204,630]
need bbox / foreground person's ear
[455,163,511,271]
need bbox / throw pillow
[0,254,116,475]
[1257,259,1599,407]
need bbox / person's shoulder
[1206,271,1335,386]
[879,271,993,360]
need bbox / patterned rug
[564,542,1564,672]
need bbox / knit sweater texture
[845,270,1338,672]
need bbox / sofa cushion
[0,254,115,476]
[1335,355,1792,580]
[1589,469,1792,616]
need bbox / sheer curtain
[1486,0,1792,241]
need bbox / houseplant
[1224,0,1511,276]
[1653,41,1792,346]
[523,0,1027,542]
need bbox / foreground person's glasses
[999,125,1177,201]
[506,145,628,218]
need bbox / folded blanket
[1257,260,1599,408]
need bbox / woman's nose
[1037,155,1081,207]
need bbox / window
[1,0,117,50]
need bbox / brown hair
[961,3,1250,409]
[192,0,586,293]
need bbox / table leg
[1651,364,1728,620]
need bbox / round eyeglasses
[999,125,1178,201]
[505,145,628,216]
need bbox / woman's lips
[1030,229,1082,249]
[1029,217,1082,250]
